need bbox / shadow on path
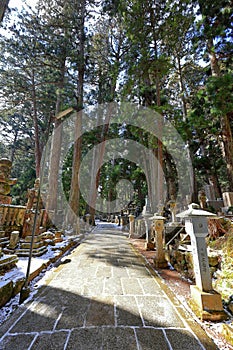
[0,285,206,350]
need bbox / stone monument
[177,203,227,321]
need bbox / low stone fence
[0,204,26,235]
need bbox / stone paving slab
[0,224,218,350]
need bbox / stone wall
[166,246,220,281]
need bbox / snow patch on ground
[0,238,78,326]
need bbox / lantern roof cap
[176,203,217,218]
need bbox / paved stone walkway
[0,224,217,349]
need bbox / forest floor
[129,237,233,350]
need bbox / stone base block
[145,242,155,250]
[0,237,9,247]
[16,245,47,257]
[0,254,18,272]
[154,258,168,269]
[189,285,228,321]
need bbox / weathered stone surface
[136,328,170,350]
[67,328,103,350]
[0,254,18,271]
[102,328,138,350]
[115,295,143,326]
[0,334,35,350]
[85,299,115,326]
[137,295,184,328]
[8,230,19,249]
[166,329,205,350]
[30,331,68,350]
[0,280,13,307]
[13,278,25,297]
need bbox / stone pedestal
[143,213,154,250]
[189,286,227,321]
[54,231,63,243]
[128,214,135,238]
[16,234,47,257]
[3,230,19,254]
[0,253,18,272]
[0,230,9,247]
[150,214,167,268]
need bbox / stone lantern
[177,203,227,321]
[149,214,167,268]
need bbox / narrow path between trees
[0,223,217,350]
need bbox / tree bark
[47,57,66,214]
[0,0,9,22]
[31,69,41,177]
[68,0,86,229]
[177,56,196,202]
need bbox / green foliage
[0,0,232,210]
[206,74,233,116]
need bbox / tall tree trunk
[31,69,41,177]
[177,56,196,203]
[221,113,233,189]
[87,106,112,225]
[198,2,233,190]
[47,57,66,215]
[10,130,18,164]
[149,5,164,211]
[0,0,9,22]
[207,38,233,190]
[68,0,85,229]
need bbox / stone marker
[128,214,135,238]
[177,203,227,321]
[149,214,167,268]
[8,230,19,250]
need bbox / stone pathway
[0,223,217,349]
